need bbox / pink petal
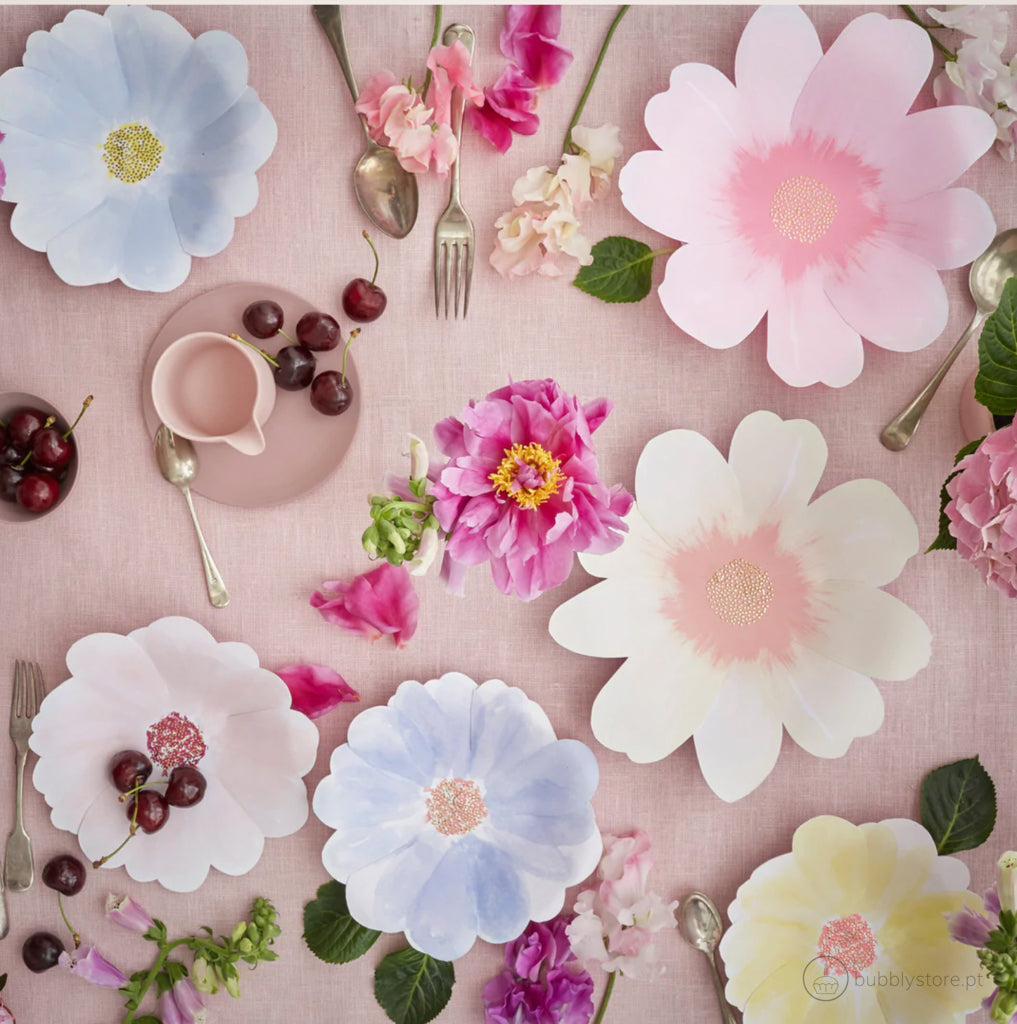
[825,240,948,352]
[734,5,822,146]
[766,271,864,388]
[876,105,997,203]
[500,5,572,88]
[467,65,540,153]
[885,187,996,269]
[58,947,128,989]
[792,13,932,159]
[643,62,742,159]
[310,564,419,647]
[426,40,484,126]
[657,240,778,349]
[276,664,359,720]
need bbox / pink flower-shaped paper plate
[619,5,998,388]
[30,617,319,892]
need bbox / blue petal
[404,838,483,960]
[168,175,236,257]
[313,745,422,831]
[389,675,475,778]
[346,703,437,786]
[106,6,192,118]
[485,739,599,815]
[467,679,557,779]
[470,840,530,944]
[0,66,106,144]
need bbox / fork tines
[11,660,44,735]
[434,236,474,320]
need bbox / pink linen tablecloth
[0,5,1015,1023]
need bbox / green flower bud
[230,921,247,944]
[246,924,261,943]
[991,988,1017,1023]
[362,524,380,558]
[191,958,217,994]
[238,937,254,954]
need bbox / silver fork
[6,661,44,893]
[434,23,476,319]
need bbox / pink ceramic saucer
[141,283,360,507]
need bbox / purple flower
[500,6,573,88]
[432,379,632,601]
[507,916,575,980]
[276,664,360,719]
[106,893,155,933]
[468,65,540,154]
[57,946,128,988]
[483,966,594,1024]
[311,563,419,646]
[159,977,206,1024]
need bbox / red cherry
[127,790,170,833]
[16,472,60,513]
[31,427,73,470]
[341,278,387,323]
[7,408,46,448]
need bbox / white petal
[694,664,783,802]
[727,411,827,525]
[785,479,919,587]
[119,192,192,292]
[805,581,931,681]
[45,193,136,287]
[777,646,885,758]
[634,428,743,543]
[591,641,725,763]
[577,504,669,580]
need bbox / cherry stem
[92,793,141,868]
[363,230,380,287]
[63,396,92,440]
[57,893,81,949]
[340,330,360,388]
[229,333,280,368]
[277,328,296,345]
[117,778,167,803]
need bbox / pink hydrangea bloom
[431,379,632,601]
[566,830,678,981]
[945,422,1017,597]
[311,563,419,645]
[276,664,360,719]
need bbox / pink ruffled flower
[311,563,419,645]
[566,831,678,981]
[276,664,360,719]
[506,915,575,980]
[468,64,540,154]
[106,892,155,932]
[501,5,573,88]
[945,421,1017,597]
[57,946,128,988]
[432,379,632,601]
[491,200,592,279]
[426,40,484,128]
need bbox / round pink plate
[141,283,360,507]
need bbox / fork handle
[5,750,33,892]
[443,24,475,202]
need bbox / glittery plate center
[489,442,565,510]
[705,557,774,626]
[146,711,206,772]
[769,174,838,244]
[425,778,488,836]
[818,913,878,979]
[102,123,165,184]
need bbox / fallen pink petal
[311,563,419,646]
[277,663,360,719]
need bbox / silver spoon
[313,5,419,239]
[680,892,738,1024]
[154,425,230,609]
[881,228,1017,451]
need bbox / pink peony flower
[500,5,573,89]
[276,664,360,719]
[57,946,128,988]
[566,830,678,981]
[425,40,484,128]
[468,64,540,154]
[431,379,632,601]
[945,421,1017,597]
[106,892,155,932]
[311,563,419,645]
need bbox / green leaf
[374,949,454,1024]
[303,880,381,964]
[975,277,1017,414]
[920,756,997,854]
[133,1017,162,1024]
[927,438,984,552]
[573,236,661,303]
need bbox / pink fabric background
[0,5,1014,1022]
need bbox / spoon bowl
[679,891,738,1024]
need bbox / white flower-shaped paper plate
[0,5,277,292]
[30,617,319,892]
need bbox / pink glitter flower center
[425,778,488,836]
[146,711,206,772]
[818,913,877,980]
[705,557,774,626]
[769,175,838,244]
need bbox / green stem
[420,4,443,98]
[120,938,189,1024]
[363,230,380,287]
[62,396,92,440]
[379,499,433,517]
[277,328,296,345]
[229,333,280,369]
[57,893,81,949]
[340,330,360,387]
[563,5,630,155]
[93,791,141,868]
[591,971,617,1024]
[901,5,956,59]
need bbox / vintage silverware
[679,891,738,1024]
[313,5,419,239]
[434,24,476,319]
[5,660,45,894]
[881,228,1017,451]
[154,425,230,608]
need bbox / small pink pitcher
[151,332,275,456]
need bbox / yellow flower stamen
[102,123,165,184]
[489,442,565,510]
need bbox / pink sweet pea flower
[500,5,573,88]
[468,64,540,153]
[106,893,155,933]
[57,946,128,988]
[311,563,419,646]
[276,664,360,719]
[426,40,484,127]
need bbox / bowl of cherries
[0,393,90,521]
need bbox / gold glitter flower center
[102,123,165,184]
[770,175,838,244]
[425,778,488,837]
[705,557,774,627]
[489,442,565,510]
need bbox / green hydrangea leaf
[927,438,984,552]
[573,236,660,303]
[303,880,381,964]
[975,277,1017,415]
[374,949,454,1024]
[920,756,997,854]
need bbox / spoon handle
[704,949,738,1024]
[880,309,985,451]
[180,485,230,608]
[313,5,372,143]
